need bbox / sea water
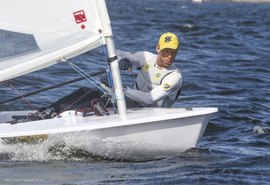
[0,0,270,184]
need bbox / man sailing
[29,32,182,120]
[117,32,182,108]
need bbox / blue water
[1,0,270,184]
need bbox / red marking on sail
[73,10,87,24]
[81,24,86,29]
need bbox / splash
[253,125,270,135]
[0,135,65,161]
[0,133,155,162]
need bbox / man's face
[157,47,178,68]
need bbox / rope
[67,61,106,93]
[7,81,37,110]
[67,61,116,110]
[58,89,95,113]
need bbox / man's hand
[118,58,132,71]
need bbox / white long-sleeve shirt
[117,50,182,107]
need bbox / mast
[106,36,127,118]
[97,0,127,119]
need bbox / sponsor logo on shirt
[163,83,171,91]
[143,63,150,72]
[155,72,162,79]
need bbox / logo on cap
[164,36,172,43]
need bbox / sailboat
[0,0,218,160]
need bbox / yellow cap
[158,32,179,50]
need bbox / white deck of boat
[0,107,218,138]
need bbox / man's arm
[116,50,154,68]
[124,71,182,106]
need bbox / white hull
[0,107,217,160]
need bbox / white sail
[0,0,111,82]
[0,0,127,116]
